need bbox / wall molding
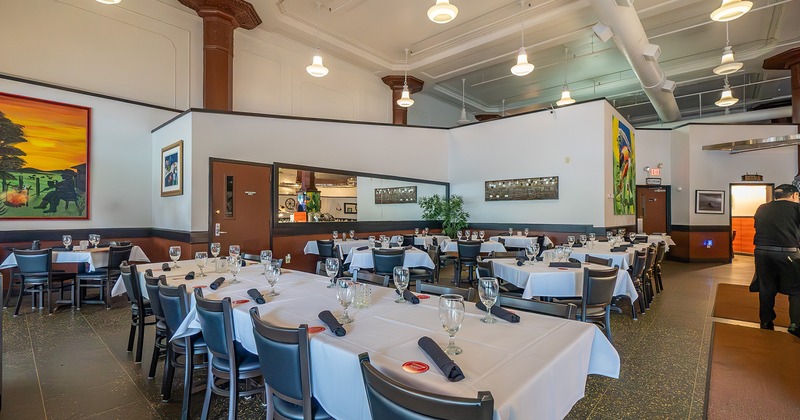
[671,225,731,232]
[0,228,208,244]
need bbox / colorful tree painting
[612,116,636,215]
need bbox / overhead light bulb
[715,78,739,107]
[96,0,122,3]
[511,48,534,76]
[397,85,414,107]
[710,0,752,22]
[556,87,575,106]
[713,45,743,75]
[427,0,458,24]
[306,52,329,77]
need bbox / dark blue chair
[249,307,333,420]
[76,244,132,309]
[119,262,156,363]
[371,248,405,276]
[194,288,262,420]
[454,240,482,287]
[12,248,75,316]
[142,270,169,380]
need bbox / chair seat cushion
[172,335,207,352]
[273,396,333,420]
[211,344,261,373]
[577,307,607,317]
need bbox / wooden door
[210,160,272,255]
[636,186,669,234]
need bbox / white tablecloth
[489,236,554,249]
[440,240,506,254]
[163,264,619,420]
[344,248,435,271]
[647,234,676,248]
[304,239,371,259]
[490,259,638,301]
[543,243,648,271]
[0,246,149,272]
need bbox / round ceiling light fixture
[710,0,752,22]
[306,50,329,77]
[96,0,122,4]
[428,0,459,24]
[715,77,739,107]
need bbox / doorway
[730,183,773,255]
[636,185,671,234]
[209,159,272,255]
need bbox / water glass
[89,234,100,248]
[341,232,347,240]
[381,237,390,249]
[588,233,596,242]
[195,252,208,277]
[567,236,576,248]
[325,258,340,288]
[332,230,339,240]
[579,235,587,247]
[349,230,356,240]
[62,235,72,249]
[524,228,529,236]
[354,283,371,309]
[628,232,637,243]
[456,230,463,240]
[479,230,485,240]
[260,250,272,274]
[229,244,241,257]
[168,246,181,268]
[439,294,465,355]
[368,237,376,248]
[423,227,429,236]
[618,228,626,237]
[478,278,499,324]
[415,228,420,235]
[337,278,355,324]
[228,255,241,284]
[393,266,410,303]
[464,230,471,240]
[525,243,538,265]
[265,261,280,296]
[509,228,514,236]
[606,231,614,241]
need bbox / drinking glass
[381,237,390,249]
[524,228,529,236]
[423,227,429,236]
[567,236,576,248]
[260,250,272,275]
[210,242,221,271]
[337,278,355,324]
[478,278,499,324]
[588,233,596,242]
[229,244,241,257]
[456,230,463,240]
[62,235,72,249]
[195,252,208,277]
[479,230,485,240]
[509,228,514,236]
[89,234,100,248]
[606,231,614,241]
[368,236,376,248]
[465,230,471,240]
[349,230,356,240]
[629,232,637,243]
[265,261,280,296]
[415,228,420,235]
[325,258,340,288]
[618,228,626,237]
[438,294,465,355]
[332,230,339,240]
[555,246,566,262]
[525,243,537,265]
[228,255,241,284]
[579,235,587,247]
[341,232,347,241]
[169,246,181,268]
[393,266,410,303]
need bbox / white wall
[407,92,474,128]
[635,129,672,186]
[356,177,447,222]
[670,127,691,225]
[603,105,638,228]
[151,113,193,232]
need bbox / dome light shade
[457,107,470,125]
[306,54,329,77]
[397,86,414,107]
[556,87,575,106]
[710,0,752,22]
[511,48,534,76]
[96,0,122,3]
[713,45,743,75]
[428,1,458,24]
[715,80,739,107]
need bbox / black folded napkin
[549,262,582,268]
[395,289,419,304]
[184,271,195,280]
[418,337,464,382]
[374,243,382,248]
[209,277,225,290]
[356,246,369,251]
[476,301,520,323]
[515,258,527,266]
[403,245,414,250]
[568,257,581,263]
[572,243,583,248]
[598,239,609,242]
[97,243,111,248]
[536,256,544,261]
[318,310,346,336]
[610,247,627,252]
[247,288,265,304]
[389,243,399,248]
[241,258,247,267]
[161,263,171,271]
[52,246,72,251]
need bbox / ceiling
[161,0,800,126]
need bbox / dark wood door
[210,160,272,255]
[636,186,669,234]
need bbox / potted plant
[418,194,469,238]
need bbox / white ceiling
[163,0,800,125]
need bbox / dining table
[142,262,621,420]
[489,235,554,249]
[344,247,435,272]
[542,242,650,271]
[439,239,507,254]
[390,234,451,250]
[303,239,371,259]
[0,245,150,272]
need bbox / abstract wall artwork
[375,186,417,204]
[0,92,91,219]
[612,116,636,215]
[485,177,559,201]
[161,140,183,197]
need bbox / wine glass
[555,246,566,262]
[587,233,596,250]
[337,278,355,324]
[618,228,626,237]
[524,228,529,236]
[168,246,181,268]
[567,236,576,248]
[260,250,272,275]
[415,228,420,235]
[579,234,587,247]
[89,234,100,248]
[456,230,463,240]
[228,255,241,284]
[438,294,465,355]
[265,261,280,296]
[229,244,241,257]
[629,231,637,243]
[210,242,221,271]
[350,230,355,240]
[479,230,485,240]
[368,236,376,248]
[423,227,429,236]
[381,236,390,249]
[525,242,537,265]
[393,266,410,303]
[332,230,339,240]
[62,235,72,249]
[606,231,614,241]
[478,278,499,324]
[195,252,208,277]
[509,228,514,236]
[325,257,340,288]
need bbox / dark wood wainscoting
[669,225,731,263]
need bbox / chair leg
[604,308,612,342]
[127,320,137,352]
[229,370,238,420]
[106,279,112,309]
[162,346,175,401]
[628,296,638,320]
[135,315,146,363]
[13,284,26,316]
[148,334,162,379]
[201,366,214,420]
[47,281,53,315]
[182,343,194,420]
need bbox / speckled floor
[0,256,762,419]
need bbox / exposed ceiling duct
[590,0,681,122]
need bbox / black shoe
[788,324,800,339]
[760,322,774,330]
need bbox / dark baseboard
[1,228,209,244]
[273,221,442,236]
[667,255,732,264]
[671,225,730,232]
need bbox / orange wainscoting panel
[731,217,754,254]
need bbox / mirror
[275,164,448,223]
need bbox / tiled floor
[0,256,767,419]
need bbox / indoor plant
[418,194,469,238]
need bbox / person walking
[753,183,800,338]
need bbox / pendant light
[306,4,328,78]
[96,0,121,4]
[713,22,743,75]
[428,0,459,24]
[397,49,414,108]
[510,1,534,77]
[457,78,470,125]
[710,0,752,22]
[556,48,575,106]
[715,76,739,107]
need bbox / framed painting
[0,92,91,219]
[344,203,357,214]
[696,190,725,214]
[612,116,636,215]
[161,140,183,197]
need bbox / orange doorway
[730,183,773,255]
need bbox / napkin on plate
[549,262,582,268]
[356,246,369,251]
[418,337,464,382]
[318,310,346,336]
[571,243,583,248]
[161,263,171,272]
[247,289,265,304]
[395,289,419,304]
[475,301,520,323]
[568,257,581,263]
[184,271,195,280]
[209,277,225,290]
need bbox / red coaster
[416,294,431,299]
[308,326,326,334]
[402,361,429,374]
[192,285,207,289]
[232,299,249,304]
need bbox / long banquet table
[0,246,150,272]
[131,262,619,419]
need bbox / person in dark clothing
[753,183,800,338]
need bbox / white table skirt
[647,234,676,248]
[490,259,638,301]
[489,236,554,249]
[0,246,149,272]
[440,240,506,254]
[303,239,371,259]
[344,248,435,271]
[163,264,619,420]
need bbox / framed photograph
[344,203,357,214]
[695,190,725,214]
[161,140,183,197]
[0,92,91,219]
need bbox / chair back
[417,282,475,301]
[536,235,548,254]
[356,271,390,287]
[654,241,666,265]
[457,240,481,261]
[242,253,261,262]
[158,282,191,336]
[194,288,236,363]
[316,240,335,259]
[582,266,619,310]
[402,235,415,247]
[143,269,165,318]
[426,245,441,280]
[476,260,493,278]
[372,248,405,275]
[644,245,657,273]
[497,237,506,247]
[13,248,52,277]
[359,353,493,420]
[584,254,613,267]
[629,250,647,281]
[107,245,133,270]
[119,262,145,308]
[487,251,525,259]
[497,295,577,319]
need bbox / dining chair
[3,267,23,309]
[578,266,620,341]
[642,245,657,305]
[250,308,333,420]
[359,353,494,420]
[417,282,475,301]
[241,253,261,262]
[371,248,405,276]
[454,240,482,287]
[584,254,613,267]
[119,262,156,363]
[158,281,208,419]
[194,289,263,420]
[402,234,416,247]
[486,251,525,259]
[653,241,667,293]
[425,242,441,283]
[626,249,647,316]
[316,239,335,260]
[12,248,75,316]
[356,270,390,287]
[433,237,457,275]
[143,270,169,380]
[497,295,577,319]
[76,244,132,309]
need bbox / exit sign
[648,168,661,176]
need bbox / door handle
[215,223,227,236]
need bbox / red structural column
[381,75,424,125]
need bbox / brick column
[381,75,424,125]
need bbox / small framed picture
[695,190,725,214]
[344,203,357,214]
[161,140,183,197]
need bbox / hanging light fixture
[96,0,121,4]
[556,48,575,106]
[397,49,414,108]
[457,78,470,125]
[428,0,459,24]
[713,23,743,75]
[710,0,752,22]
[510,1,534,77]
[306,4,328,78]
[715,76,739,107]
